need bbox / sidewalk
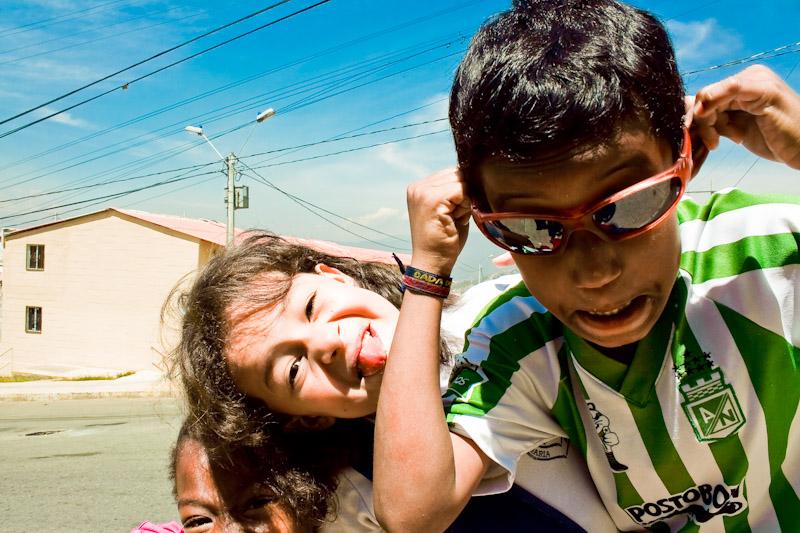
[0,370,175,401]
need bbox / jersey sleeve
[321,468,383,532]
[443,289,569,495]
[677,189,800,348]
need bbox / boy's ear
[314,263,355,285]
[689,125,710,179]
[283,415,336,432]
[684,95,710,178]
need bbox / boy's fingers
[696,124,720,151]
[452,203,472,221]
[695,66,781,117]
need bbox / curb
[0,388,175,402]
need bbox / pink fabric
[129,521,183,533]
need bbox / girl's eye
[288,358,301,388]
[183,515,212,530]
[305,291,317,320]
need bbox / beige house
[0,208,398,377]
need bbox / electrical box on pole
[234,186,249,209]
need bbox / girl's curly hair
[165,231,404,452]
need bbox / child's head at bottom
[171,420,335,532]
[451,0,693,357]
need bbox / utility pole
[185,108,274,248]
[477,263,483,284]
[226,153,236,246]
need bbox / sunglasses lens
[594,177,682,234]
[481,218,564,254]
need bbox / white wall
[0,212,203,376]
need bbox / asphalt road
[0,397,184,532]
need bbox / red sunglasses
[472,128,693,256]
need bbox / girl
[169,231,613,531]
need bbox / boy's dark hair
[170,419,348,529]
[450,0,685,194]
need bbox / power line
[0,0,131,39]
[0,37,459,194]
[252,97,449,166]
[247,129,451,169]
[242,168,407,251]
[1,4,477,173]
[0,8,206,67]
[244,118,448,158]
[0,0,301,130]
[280,47,465,114]
[2,129,450,229]
[682,40,800,76]
[726,57,800,191]
[0,171,207,222]
[0,163,218,204]
[238,161,407,244]
[0,117,446,208]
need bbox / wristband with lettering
[402,265,452,299]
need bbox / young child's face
[226,266,400,419]
[478,126,682,349]
[175,438,310,533]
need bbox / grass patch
[0,371,136,382]
[0,373,52,383]
[62,371,136,381]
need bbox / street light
[185,108,276,246]
[256,108,275,123]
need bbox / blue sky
[0,0,798,279]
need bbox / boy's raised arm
[373,169,491,532]
[690,65,800,169]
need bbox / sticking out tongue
[357,329,387,377]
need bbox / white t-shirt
[323,275,615,532]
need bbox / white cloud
[667,19,742,69]
[355,206,402,224]
[37,106,93,129]
[375,142,432,177]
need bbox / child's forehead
[476,128,672,208]
[481,124,659,172]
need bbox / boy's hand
[690,65,800,169]
[406,168,471,275]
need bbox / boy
[373,0,800,531]
[169,420,331,532]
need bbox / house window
[26,244,45,270]
[25,306,42,334]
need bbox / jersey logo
[624,481,747,527]
[587,401,628,473]
[444,357,488,403]
[527,436,569,461]
[676,351,745,442]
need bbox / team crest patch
[676,351,745,442]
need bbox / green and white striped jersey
[444,189,800,532]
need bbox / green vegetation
[63,371,136,381]
[0,373,51,383]
[0,371,136,383]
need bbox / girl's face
[226,264,400,420]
